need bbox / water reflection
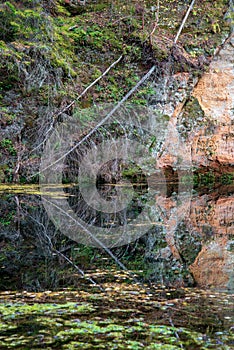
[0,182,233,291]
[153,185,234,291]
[189,189,234,291]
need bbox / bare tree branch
[149,0,160,46]
[52,248,104,291]
[42,196,152,294]
[174,0,196,44]
[25,208,104,291]
[28,64,156,180]
[55,54,123,119]
[30,54,123,154]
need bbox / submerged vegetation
[0,276,233,349]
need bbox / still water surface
[0,182,234,349]
[0,181,233,292]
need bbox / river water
[0,181,234,349]
[0,180,233,292]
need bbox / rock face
[154,32,234,170]
[191,125,234,168]
[191,33,234,167]
[151,30,234,291]
[178,33,234,290]
[193,35,234,124]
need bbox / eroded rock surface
[193,35,234,124]
[191,33,234,167]
[156,32,234,170]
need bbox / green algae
[0,286,233,349]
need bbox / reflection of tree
[0,184,233,290]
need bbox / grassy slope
[0,0,231,181]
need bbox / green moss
[0,211,15,226]
[0,138,16,156]
[0,0,231,101]
[179,97,209,139]
[0,297,232,349]
[191,170,234,188]
[220,173,234,185]
[0,0,232,184]
[184,97,204,118]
